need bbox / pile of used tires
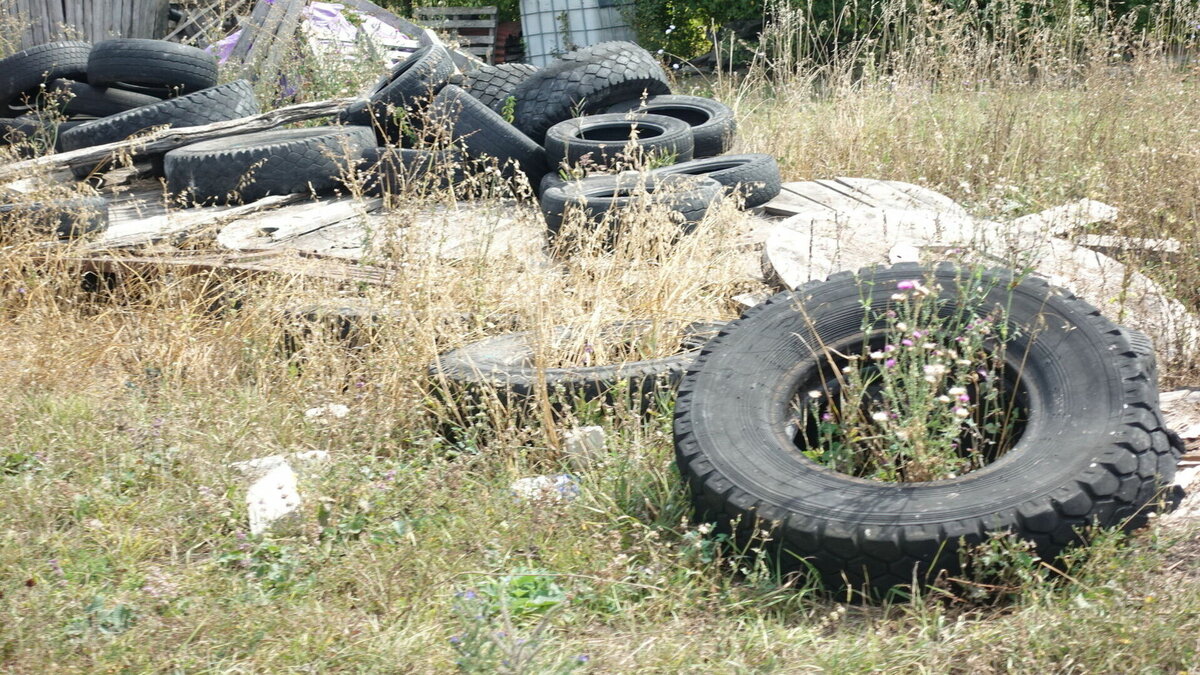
[0,39,257,169]
[336,40,782,231]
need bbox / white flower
[948,386,966,396]
[870,350,885,360]
[871,411,889,422]
[891,293,908,301]
[954,407,971,418]
[923,364,947,377]
[808,390,822,399]
[937,395,951,403]
[896,322,908,331]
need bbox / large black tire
[674,263,1178,597]
[539,173,723,235]
[0,196,108,239]
[450,62,538,113]
[607,95,736,158]
[431,321,725,409]
[87,39,218,94]
[511,41,671,144]
[429,84,547,185]
[336,44,455,143]
[53,79,164,117]
[164,126,375,204]
[543,113,694,169]
[355,145,466,195]
[0,41,90,107]
[0,115,44,147]
[652,154,782,208]
[59,80,259,151]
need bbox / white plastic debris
[230,450,330,481]
[305,403,350,420]
[511,474,580,503]
[247,461,303,536]
[562,426,607,471]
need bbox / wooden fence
[12,0,172,49]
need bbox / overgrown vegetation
[2,0,1200,670]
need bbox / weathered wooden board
[217,197,384,251]
[16,0,171,48]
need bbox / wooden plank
[882,180,969,216]
[760,189,836,217]
[832,177,931,211]
[45,250,393,285]
[782,181,876,213]
[229,0,273,62]
[95,194,307,249]
[217,197,383,251]
[0,96,355,183]
[415,6,497,17]
[423,19,498,29]
[253,0,306,83]
[338,0,430,44]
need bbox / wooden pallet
[414,5,498,64]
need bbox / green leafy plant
[793,272,1027,482]
[64,596,138,638]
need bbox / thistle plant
[794,273,1027,482]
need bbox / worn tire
[59,80,259,152]
[652,153,781,208]
[0,41,90,107]
[355,146,466,195]
[450,62,538,113]
[87,39,218,94]
[607,95,736,158]
[164,125,375,204]
[674,262,1178,596]
[544,113,694,168]
[0,196,108,239]
[540,172,722,235]
[336,43,455,143]
[52,79,164,117]
[511,41,671,144]
[432,321,725,408]
[429,84,547,184]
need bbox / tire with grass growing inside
[674,262,1178,598]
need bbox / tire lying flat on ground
[674,262,1178,597]
[432,321,725,409]
[429,84,547,185]
[652,153,781,208]
[607,95,736,158]
[543,113,695,168]
[0,196,108,239]
[0,41,90,107]
[164,125,375,204]
[87,39,219,94]
[540,173,723,235]
[511,41,671,144]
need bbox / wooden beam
[0,97,356,183]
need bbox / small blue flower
[449,635,462,645]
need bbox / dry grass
[3,1,1200,671]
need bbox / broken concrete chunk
[230,450,330,481]
[562,426,606,471]
[246,461,303,536]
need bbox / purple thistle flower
[897,280,917,290]
[884,358,897,368]
[821,412,833,422]
[884,344,896,353]
[901,339,914,347]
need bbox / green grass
[3,0,1200,669]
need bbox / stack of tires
[0,40,259,175]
